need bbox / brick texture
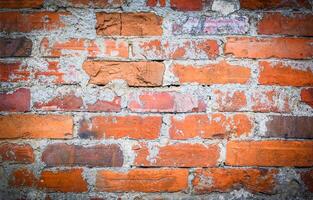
[0,88,30,112]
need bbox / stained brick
[134,143,220,167]
[301,88,313,108]
[83,61,164,86]
[128,91,206,112]
[42,143,123,167]
[226,141,313,167]
[240,0,311,10]
[0,115,73,139]
[301,170,313,192]
[96,169,188,192]
[170,0,203,11]
[0,0,43,8]
[67,0,124,8]
[193,168,277,194]
[9,168,37,187]
[0,37,32,57]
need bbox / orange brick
[38,169,88,192]
[147,0,166,7]
[134,143,220,167]
[0,0,43,8]
[83,61,164,86]
[0,115,73,139]
[225,37,313,59]
[0,143,34,163]
[173,61,250,85]
[68,0,123,8]
[213,90,247,112]
[258,13,313,36]
[259,61,313,86]
[169,114,253,140]
[193,168,277,194]
[79,115,162,139]
[226,141,313,167]
[170,0,203,11]
[96,169,188,192]
[301,88,313,108]
[9,168,37,188]
[0,12,69,32]
[96,12,163,36]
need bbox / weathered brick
[0,12,68,33]
[0,88,30,112]
[34,93,83,111]
[79,115,162,139]
[128,91,206,112]
[173,15,249,35]
[146,0,165,7]
[96,12,162,36]
[170,0,203,11]
[240,0,311,9]
[172,61,250,85]
[226,141,313,167]
[0,37,32,57]
[301,88,313,108]
[0,143,34,163]
[301,170,313,192]
[0,0,43,8]
[67,0,124,8]
[83,61,164,86]
[0,115,73,139]
[169,114,253,140]
[212,88,291,113]
[96,169,188,192]
[86,97,121,112]
[132,39,219,60]
[0,62,29,82]
[42,143,123,167]
[38,169,88,192]
[134,143,220,167]
[9,168,37,188]
[264,116,313,139]
[40,38,128,58]
[259,61,313,86]
[193,168,277,194]
[213,90,247,112]
[258,13,313,36]
[225,37,313,59]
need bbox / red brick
[147,0,165,7]
[86,97,121,112]
[38,169,88,192]
[96,12,163,36]
[132,39,219,60]
[0,88,30,112]
[240,0,311,9]
[0,12,69,33]
[226,141,313,167]
[0,37,32,57]
[213,90,247,112]
[42,143,123,167]
[96,169,188,192]
[169,114,253,140]
[0,62,29,82]
[83,61,164,86]
[170,0,203,11]
[259,61,313,86]
[258,13,313,36]
[68,0,124,8]
[79,115,162,139]
[0,0,43,8]
[0,143,34,163]
[225,37,313,59]
[128,92,206,112]
[134,143,220,167]
[9,168,37,188]
[301,88,313,108]
[173,61,250,85]
[193,168,277,194]
[301,170,313,192]
[0,115,73,139]
[34,93,83,111]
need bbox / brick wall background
[0,0,313,199]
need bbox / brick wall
[0,0,313,199]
